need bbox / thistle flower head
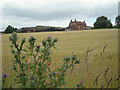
[48,35,52,38]
[37,45,41,48]
[57,71,60,74]
[3,74,7,77]
[28,37,31,39]
[80,81,83,84]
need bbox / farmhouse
[19,19,91,32]
[66,19,91,31]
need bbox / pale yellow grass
[2,29,118,88]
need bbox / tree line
[4,25,18,34]
[3,15,120,33]
[93,15,120,29]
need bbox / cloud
[1,0,119,31]
[118,1,120,15]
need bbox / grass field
[2,29,118,88]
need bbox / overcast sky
[0,0,119,31]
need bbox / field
[2,29,118,88]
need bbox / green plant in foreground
[76,81,85,88]
[2,74,7,88]
[8,32,80,88]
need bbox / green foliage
[76,81,85,88]
[4,25,17,34]
[2,74,7,88]
[7,32,80,88]
[115,15,120,28]
[94,16,113,28]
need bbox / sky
[0,0,119,31]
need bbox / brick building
[21,27,36,32]
[20,26,65,32]
[68,19,87,30]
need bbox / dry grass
[2,29,118,88]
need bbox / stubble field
[2,29,118,88]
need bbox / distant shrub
[4,25,17,34]
[94,16,113,28]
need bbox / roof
[21,27,35,29]
[70,20,86,25]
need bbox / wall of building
[86,26,91,30]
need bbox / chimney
[70,20,72,23]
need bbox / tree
[107,20,113,28]
[4,25,17,33]
[115,15,120,28]
[14,28,18,31]
[94,16,113,28]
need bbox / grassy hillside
[2,29,118,88]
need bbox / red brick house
[68,19,87,30]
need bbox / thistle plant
[2,74,7,88]
[76,81,85,88]
[8,32,80,88]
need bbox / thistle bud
[28,36,35,42]
[12,32,17,43]
[77,83,80,88]
[11,50,15,54]
[53,72,55,76]
[53,38,58,43]
[22,38,26,43]
[72,54,77,60]
[75,59,80,64]
[64,56,70,61]
[30,76,35,80]
[15,55,17,58]
[22,56,25,59]
[49,73,52,77]
[35,48,39,52]
[9,36,14,41]
[47,36,52,42]
[42,40,46,46]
